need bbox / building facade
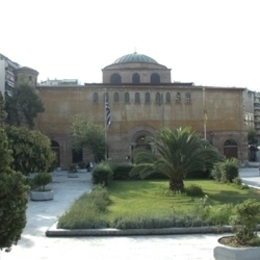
[0,53,38,98]
[35,53,248,168]
[39,79,79,86]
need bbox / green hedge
[112,163,134,180]
[211,158,239,183]
[92,161,113,187]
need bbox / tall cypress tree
[0,92,29,252]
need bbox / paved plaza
[1,167,260,260]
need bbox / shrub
[241,184,249,190]
[77,161,85,169]
[58,185,110,229]
[5,125,56,176]
[0,122,29,252]
[185,184,204,196]
[229,199,260,244]
[33,172,52,191]
[233,177,242,186]
[207,204,234,225]
[222,158,239,183]
[211,158,239,183]
[112,213,211,229]
[92,160,113,186]
[88,185,110,212]
[210,162,224,182]
[112,163,134,180]
[0,170,29,252]
[194,194,211,220]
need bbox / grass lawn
[106,179,260,220]
[58,179,260,229]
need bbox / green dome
[113,52,158,64]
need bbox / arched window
[151,73,160,84]
[110,73,122,84]
[132,73,140,84]
[155,92,161,103]
[114,92,119,103]
[145,92,150,103]
[166,92,171,103]
[93,92,98,102]
[135,92,140,103]
[185,92,191,103]
[176,92,181,103]
[124,92,130,103]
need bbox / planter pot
[30,190,54,201]
[214,236,260,260]
[67,173,79,178]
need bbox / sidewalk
[1,168,260,260]
[239,167,260,189]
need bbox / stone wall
[35,85,247,168]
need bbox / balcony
[5,77,14,87]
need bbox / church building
[35,52,247,168]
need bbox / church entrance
[135,135,151,150]
[130,130,153,163]
[223,139,238,159]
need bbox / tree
[0,92,7,125]
[130,127,223,192]
[5,125,56,176]
[248,126,258,145]
[5,83,44,129]
[0,93,29,252]
[71,115,107,162]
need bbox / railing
[5,77,14,87]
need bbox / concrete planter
[214,236,260,260]
[30,190,54,201]
[67,173,79,178]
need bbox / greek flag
[105,100,111,127]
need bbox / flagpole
[104,91,107,159]
[104,90,111,159]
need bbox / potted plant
[77,161,86,173]
[30,172,54,201]
[214,199,260,260]
[67,164,79,178]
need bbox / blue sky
[0,0,259,91]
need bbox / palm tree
[130,127,223,192]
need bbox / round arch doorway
[131,130,154,162]
[223,139,238,159]
[135,135,151,150]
